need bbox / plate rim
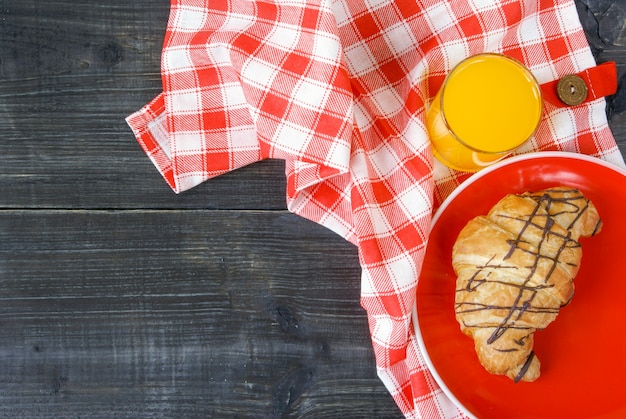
[413,151,626,418]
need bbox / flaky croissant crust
[452,187,602,382]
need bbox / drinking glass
[426,53,543,172]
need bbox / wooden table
[1,1,625,417]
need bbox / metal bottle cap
[556,74,588,106]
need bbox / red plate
[414,152,626,419]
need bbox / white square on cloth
[292,77,331,110]
[172,6,207,32]
[164,46,194,73]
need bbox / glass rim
[438,53,544,155]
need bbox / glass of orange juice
[426,53,543,172]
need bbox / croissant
[452,187,602,382]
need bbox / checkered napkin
[127,0,624,417]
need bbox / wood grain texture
[1,0,625,417]
[0,210,398,417]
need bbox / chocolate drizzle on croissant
[452,187,601,382]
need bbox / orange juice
[426,54,542,172]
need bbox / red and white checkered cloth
[127,0,624,417]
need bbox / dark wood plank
[0,210,401,417]
[0,1,287,211]
[1,0,626,418]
